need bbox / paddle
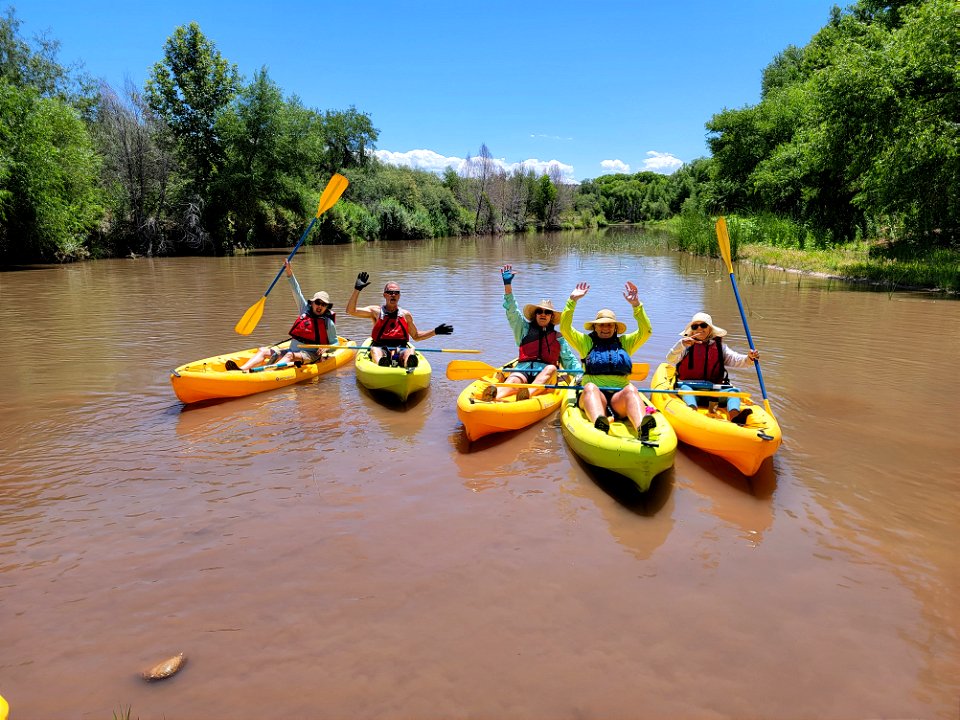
[716,217,772,414]
[445,360,648,381]
[302,344,481,354]
[234,173,349,336]
[485,381,750,399]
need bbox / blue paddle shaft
[262,216,319,297]
[727,272,769,401]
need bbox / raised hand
[354,271,370,291]
[434,323,454,335]
[501,264,515,285]
[570,282,590,302]
[284,259,293,277]
[623,281,639,306]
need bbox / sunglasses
[534,309,553,316]
[690,322,709,330]
[312,299,328,306]
[384,290,400,296]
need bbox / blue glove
[501,268,515,285]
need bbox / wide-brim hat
[681,311,726,337]
[310,291,332,306]
[584,308,626,334]
[523,298,561,324]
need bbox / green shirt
[559,299,651,388]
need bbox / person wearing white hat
[666,312,760,424]
[227,259,337,372]
[559,280,655,437]
[481,264,581,402]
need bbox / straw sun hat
[522,299,561,324]
[309,291,332,306]
[681,312,726,337]
[583,308,626,334]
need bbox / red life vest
[371,307,410,345]
[518,324,561,365]
[676,337,727,383]
[289,310,333,345]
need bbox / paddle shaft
[301,344,480,354]
[445,359,646,381]
[486,381,750,399]
[716,217,771,410]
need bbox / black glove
[354,272,370,291]
[434,323,453,335]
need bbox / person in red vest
[227,259,336,372]
[346,272,453,368]
[666,312,759,424]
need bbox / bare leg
[578,384,608,424]
[528,365,557,397]
[610,385,646,429]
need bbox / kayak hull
[355,338,432,402]
[650,363,782,475]
[456,360,572,441]
[170,337,356,404]
[560,394,677,492]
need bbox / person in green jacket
[559,281,655,436]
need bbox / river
[1,228,957,719]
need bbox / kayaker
[482,264,581,402]
[666,312,760,424]
[346,272,453,368]
[560,281,655,437]
[226,259,336,372]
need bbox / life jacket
[371,306,410,346]
[584,334,632,375]
[676,337,728,383]
[518,324,562,365]
[289,309,334,345]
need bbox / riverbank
[657,216,960,294]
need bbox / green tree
[530,174,558,226]
[145,22,240,198]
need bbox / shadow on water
[568,452,675,516]
[680,444,778,499]
[450,425,526,454]
[354,380,430,412]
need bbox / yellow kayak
[170,337,356,404]
[560,393,677,492]
[456,360,573,442]
[650,363,782,475]
[354,338,431,402]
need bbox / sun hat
[522,298,561,324]
[681,312,726,337]
[310,291,332,306]
[584,308,626,334]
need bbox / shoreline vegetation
[1,0,957,294]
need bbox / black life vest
[518,324,562,365]
[584,334,632,375]
[289,310,334,345]
[371,307,410,345]
[676,337,728,383]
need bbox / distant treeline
[0,0,956,264]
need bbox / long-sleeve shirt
[287,273,336,352]
[503,293,581,372]
[666,336,751,368]
[559,299,651,389]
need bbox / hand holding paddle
[235,173,349,335]
[716,216,771,413]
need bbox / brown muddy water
[1,228,957,719]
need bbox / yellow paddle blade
[446,360,499,380]
[630,363,649,381]
[716,216,734,274]
[234,295,266,336]
[316,173,349,216]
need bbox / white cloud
[601,159,631,174]
[642,151,684,174]
[375,149,577,184]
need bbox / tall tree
[145,22,240,198]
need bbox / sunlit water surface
[1,228,957,719]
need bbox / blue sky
[17,0,839,182]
